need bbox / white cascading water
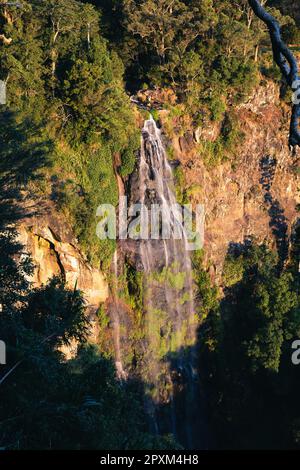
[137,116,200,447]
[110,250,127,380]
[109,116,204,447]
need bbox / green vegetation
[1,0,300,452]
[198,240,300,448]
[197,111,245,167]
[0,223,176,450]
[119,132,140,178]
[95,0,292,120]
[1,0,298,200]
[94,0,297,167]
[0,0,139,267]
[151,263,187,291]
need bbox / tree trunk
[255,44,259,62]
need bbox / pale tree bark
[2,7,13,25]
[51,19,61,78]
[0,33,12,44]
[0,2,16,45]
[248,0,300,149]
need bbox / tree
[0,219,170,449]
[0,1,46,113]
[248,0,300,148]
[198,241,300,448]
[123,0,188,65]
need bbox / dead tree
[248,0,300,149]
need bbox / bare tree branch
[248,0,300,149]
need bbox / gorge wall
[157,80,300,283]
[17,207,109,337]
[17,79,299,321]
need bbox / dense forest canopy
[0,0,299,451]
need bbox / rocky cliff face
[17,208,109,315]
[158,81,300,282]
[18,80,299,305]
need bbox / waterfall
[110,250,127,380]
[137,116,201,448]
[108,115,205,447]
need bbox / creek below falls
[107,116,207,449]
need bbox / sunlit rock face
[17,216,109,309]
[114,80,300,447]
[16,213,109,359]
[157,81,300,283]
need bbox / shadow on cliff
[142,344,214,450]
[149,234,299,449]
[259,155,289,270]
[193,237,299,450]
[0,109,54,228]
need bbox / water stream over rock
[109,116,205,448]
[137,117,201,447]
